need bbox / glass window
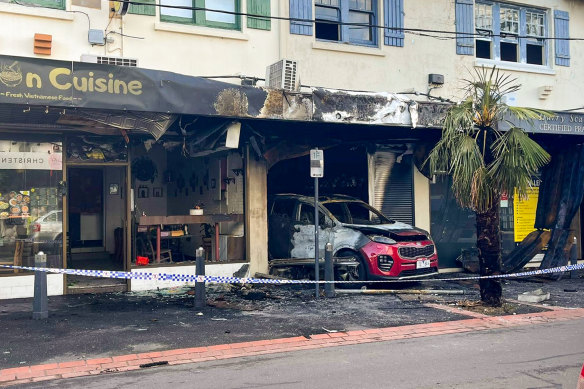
[499,7,519,35]
[206,0,236,23]
[0,141,63,274]
[526,11,544,37]
[297,203,328,226]
[271,198,296,219]
[315,0,376,45]
[161,0,241,30]
[323,202,349,223]
[161,0,193,19]
[475,3,493,30]
[345,201,390,225]
[474,2,547,66]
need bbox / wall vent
[80,54,138,67]
[265,59,298,91]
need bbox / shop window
[315,0,376,46]
[160,0,241,30]
[0,141,63,274]
[0,0,64,9]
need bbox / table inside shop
[138,214,244,263]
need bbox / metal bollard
[324,243,335,298]
[570,236,578,279]
[32,251,48,320]
[195,247,206,309]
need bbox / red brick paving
[1,307,583,387]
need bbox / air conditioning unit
[80,54,138,67]
[265,59,298,91]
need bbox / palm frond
[429,65,551,212]
[450,135,484,208]
[489,127,550,196]
[507,106,555,121]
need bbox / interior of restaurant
[131,142,245,266]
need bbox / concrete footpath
[0,273,583,386]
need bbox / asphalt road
[18,317,584,389]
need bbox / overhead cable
[124,0,584,42]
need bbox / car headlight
[368,235,396,245]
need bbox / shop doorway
[66,165,128,292]
[68,167,104,251]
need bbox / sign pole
[310,148,324,299]
[314,176,319,299]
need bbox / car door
[268,198,297,259]
[290,201,333,259]
[41,211,60,241]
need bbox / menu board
[513,187,539,242]
[0,187,58,221]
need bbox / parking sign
[310,149,324,178]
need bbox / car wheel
[335,250,368,287]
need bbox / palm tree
[427,67,551,306]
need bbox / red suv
[268,194,438,280]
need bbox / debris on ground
[336,288,466,295]
[455,299,549,316]
[518,288,551,303]
[254,272,290,281]
[322,327,345,333]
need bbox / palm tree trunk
[475,199,503,306]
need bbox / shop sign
[0,151,62,170]
[0,54,267,116]
[500,112,584,135]
[513,180,541,242]
[500,192,509,208]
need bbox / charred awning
[312,88,420,127]
[0,55,431,139]
[0,103,176,140]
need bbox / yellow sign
[513,187,539,242]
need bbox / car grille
[398,245,435,259]
[399,267,438,277]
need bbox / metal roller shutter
[369,149,414,225]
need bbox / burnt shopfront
[428,112,584,271]
[0,54,441,298]
[0,54,267,298]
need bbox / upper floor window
[0,0,64,10]
[474,1,546,65]
[315,0,377,46]
[160,0,241,30]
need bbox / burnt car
[268,194,438,280]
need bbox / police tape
[0,263,583,284]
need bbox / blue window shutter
[554,10,570,67]
[384,0,404,47]
[455,0,474,55]
[290,0,312,36]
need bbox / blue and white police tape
[0,262,583,284]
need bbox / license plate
[416,259,430,269]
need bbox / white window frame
[474,1,548,67]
